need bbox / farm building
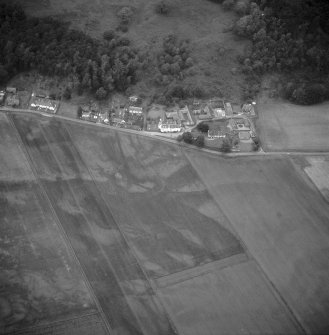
[147,120,159,131]
[158,119,181,133]
[30,97,58,113]
[6,87,17,94]
[81,111,91,120]
[242,103,256,116]
[0,91,5,104]
[129,106,143,115]
[112,118,125,126]
[208,130,226,139]
[238,131,251,141]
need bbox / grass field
[187,152,329,334]
[3,112,329,334]
[257,99,329,152]
[0,113,105,335]
[14,0,246,101]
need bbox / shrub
[155,0,171,15]
[103,30,116,41]
[221,138,232,152]
[195,135,205,147]
[116,23,129,33]
[197,123,209,133]
[234,0,250,16]
[222,0,235,10]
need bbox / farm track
[9,114,177,335]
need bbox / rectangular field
[257,100,329,151]
[10,113,175,335]
[158,259,301,335]
[187,151,329,334]
[0,113,104,335]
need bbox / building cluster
[79,96,144,131]
[146,98,255,134]
[0,87,20,107]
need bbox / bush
[116,23,129,33]
[176,134,183,142]
[155,0,171,15]
[195,135,205,147]
[182,132,193,144]
[221,138,232,153]
[63,87,71,100]
[95,87,107,100]
[103,30,116,41]
[77,106,82,118]
[117,7,133,24]
[197,123,209,133]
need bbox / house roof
[238,131,251,140]
[165,111,179,120]
[208,130,225,137]
[129,106,143,113]
[31,98,57,109]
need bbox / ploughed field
[1,112,329,334]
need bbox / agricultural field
[303,156,329,202]
[187,152,329,334]
[9,113,175,335]
[0,113,105,335]
[3,112,329,334]
[14,0,246,101]
[257,99,329,152]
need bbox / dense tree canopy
[230,0,329,104]
[0,4,141,98]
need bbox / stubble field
[187,151,329,334]
[257,99,329,152]
[1,112,329,334]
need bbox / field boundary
[155,253,248,289]
[9,312,104,335]
[6,114,113,335]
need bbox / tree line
[0,4,142,99]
